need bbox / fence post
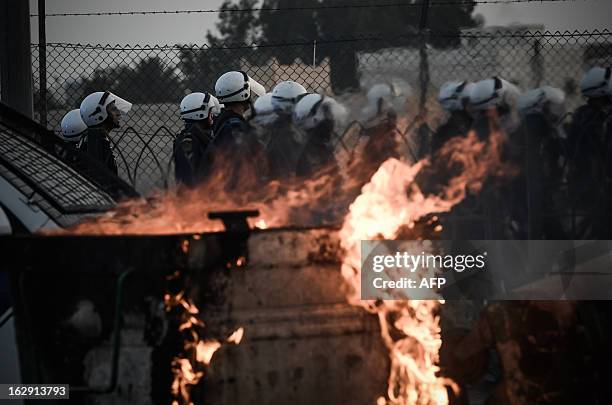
[415,0,431,159]
[0,0,33,118]
[312,40,317,68]
[531,38,544,87]
[418,0,430,114]
[38,0,47,128]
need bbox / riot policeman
[173,92,218,188]
[79,91,132,175]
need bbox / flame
[226,256,247,269]
[254,219,268,229]
[339,128,507,404]
[64,166,359,235]
[196,340,222,364]
[58,121,414,235]
[165,289,243,405]
[166,270,181,281]
[226,327,244,344]
[61,103,509,403]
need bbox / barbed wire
[30,28,610,51]
[30,0,582,18]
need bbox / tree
[126,57,183,104]
[180,0,260,93]
[33,87,64,112]
[189,0,479,94]
[79,57,183,104]
[259,0,319,65]
[259,0,479,93]
[207,0,260,45]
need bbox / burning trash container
[3,219,389,405]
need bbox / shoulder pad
[218,117,248,133]
[227,117,248,129]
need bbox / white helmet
[580,66,612,98]
[59,109,88,142]
[215,71,266,104]
[362,82,409,121]
[366,83,402,106]
[251,93,277,125]
[210,95,223,117]
[438,81,474,111]
[252,93,278,129]
[271,81,307,113]
[254,93,274,115]
[293,93,347,131]
[79,91,132,127]
[293,94,322,130]
[518,86,566,119]
[179,92,217,121]
[469,77,520,111]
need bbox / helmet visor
[249,78,266,98]
[108,93,133,114]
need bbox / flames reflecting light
[62,108,508,403]
[165,291,244,405]
[339,129,507,404]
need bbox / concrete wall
[80,228,389,405]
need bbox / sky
[28,0,612,45]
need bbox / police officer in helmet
[518,86,568,238]
[213,71,267,186]
[79,91,132,176]
[567,66,612,238]
[293,93,346,178]
[213,70,266,148]
[173,92,219,188]
[266,80,308,181]
[433,80,474,154]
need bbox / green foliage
[179,47,228,95]
[181,0,262,94]
[79,57,183,104]
[259,0,478,49]
[206,0,260,46]
[202,0,480,93]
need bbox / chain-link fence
[31,29,612,195]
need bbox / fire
[195,340,222,364]
[58,119,413,235]
[254,219,268,229]
[226,327,244,344]
[58,101,509,403]
[226,256,247,269]
[338,128,507,404]
[165,288,246,405]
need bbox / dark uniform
[292,119,344,226]
[55,140,82,165]
[173,122,214,188]
[435,111,516,239]
[362,111,400,171]
[566,100,612,238]
[265,114,303,181]
[211,109,267,186]
[503,120,530,239]
[443,301,605,405]
[295,120,339,178]
[212,109,250,149]
[522,113,567,239]
[78,126,118,175]
[431,110,473,155]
